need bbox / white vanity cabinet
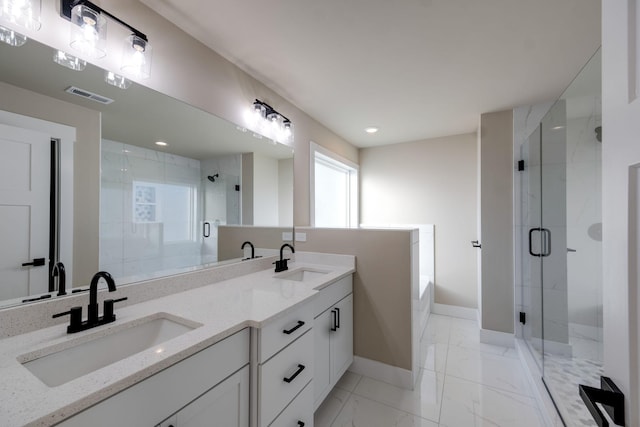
[255,300,314,427]
[313,275,353,410]
[58,329,250,427]
[157,366,249,427]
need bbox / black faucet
[53,271,127,334]
[241,241,262,260]
[52,262,66,296]
[242,241,255,260]
[274,243,295,272]
[88,271,117,325]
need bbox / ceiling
[145,0,601,148]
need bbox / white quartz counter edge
[0,262,355,427]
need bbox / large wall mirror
[0,38,294,309]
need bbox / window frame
[309,141,359,228]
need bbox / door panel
[331,294,353,381]
[0,124,50,299]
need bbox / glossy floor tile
[315,313,547,427]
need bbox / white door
[602,3,640,425]
[0,123,51,300]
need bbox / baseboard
[432,303,478,321]
[480,328,515,348]
[515,339,560,427]
[349,356,414,390]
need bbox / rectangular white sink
[276,268,329,282]
[20,313,199,387]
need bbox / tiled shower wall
[100,139,202,282]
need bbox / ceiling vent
[64,86,114,105]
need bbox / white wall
[278,158,294,226]
[359,133,478,309]
[252,153,279,226]
[602,2,640,424]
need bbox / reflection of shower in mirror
[207,173,219,182]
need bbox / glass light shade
[121,34,152,79]
[104,71,131,89]
[0,0,41,31]
[282,121,294,142]
[0,24,25,46]
[53,50,86,71]
[69,4,106,59]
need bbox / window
[310,142,358,228]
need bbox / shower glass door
[521,48,603,426]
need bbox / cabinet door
[331,294,353,382]
[159,365,249,427]
[313,308,332,409]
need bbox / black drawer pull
[335,307,341,328]
[331,309,338,331]
[297,422,305,427]
[283,320,305,335]
[283,364,305,383]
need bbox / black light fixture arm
[60,0,148,42]
[254,99,291,124]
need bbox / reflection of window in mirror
[310,142,359,228]
[133,181,198,242]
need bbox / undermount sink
[20,313,199,387]
[276,268,329,282]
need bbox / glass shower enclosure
[519,49,602,426]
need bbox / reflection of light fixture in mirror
[121,34,152,79]
[69,4,106,58]
[0,0,41,31]
[54,50,86,71]
[246,99,294,144]
[155,141,167,146]
[105,70,131,89]
[0,24,25,46]
[365,127,379,134]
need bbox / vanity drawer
[258,301,313,363]
[269,381,314,427]
[259,330,313,426]
[313,275,352,317]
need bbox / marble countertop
[0,255,355,427]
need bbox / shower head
[207,173,219,182]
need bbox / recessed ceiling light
[155,141,167,146]
[365,127,379,134]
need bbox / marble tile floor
[315,314,547,427]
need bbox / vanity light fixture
[54,50,86,71]
[246,99,294,144]
[104,70,131,89]
[60,0,153,78]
